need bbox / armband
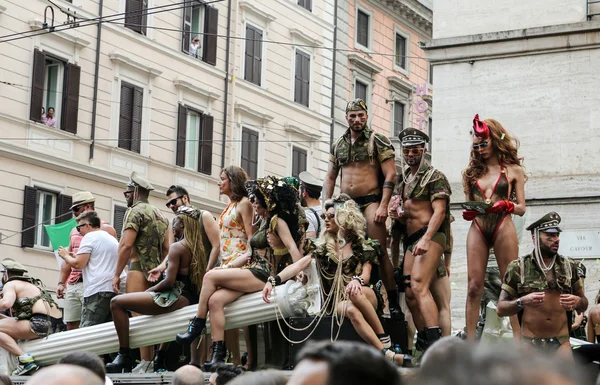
[383,181,395,190]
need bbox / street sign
[559,230,600,259]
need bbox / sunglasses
[76,223,89,232]
[472,141,490,151]
[166,196,184,208]
[123,191,133,198]
[402,147,424,155]
[71,205,85,213]
[320,213,335,220]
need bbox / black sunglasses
[76,223,89,232]
[123,191,133,198]
[166,196,184,208]
[71,204,84,213]
[320,213,335,220]
[472,141,490,151]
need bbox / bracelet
[383,181,395,189]
[274,275,282,286]
[352,276,365,286]
[267,276,277,286]
[58,282,65,286]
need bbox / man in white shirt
[190,36,201,58]
[299,171,324,239]
[58,210,125,327]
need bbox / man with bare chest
[497,212,587,354]
[324,99,400,317]
[389,128,451,351]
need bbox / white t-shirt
[304,205,323,238]
[77,230,122,298]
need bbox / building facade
[423,0,600,327]
[0,0,334,285]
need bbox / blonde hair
[319,195,366,256]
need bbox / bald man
[26,364,104,385]
[172,364,205,385]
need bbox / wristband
[58,282,65,286]
[352,276,365,286]
[268,276,277,286]
[274,275,282,286]
[383,181,395,190]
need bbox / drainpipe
[89,0,103,161]
[329,0,339,145]
[220,0,233,169]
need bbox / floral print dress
[219,201,249,265]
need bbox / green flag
[44,218,76,268]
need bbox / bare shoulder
[507,164,524,178]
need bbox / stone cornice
[387,74,413,94]
[173,78,221,102]
[109,51,162,77]
[290,28,323,47]
[239,1,277,23]
[348,53,383,74]
[235,102,275,123]
[368,0,432,34]
[284,122,321,140]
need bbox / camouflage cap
[128,171,154,191]
[345,98,368,114]
[526,211,562,233]
[398,127,429,148]
[0,258,28,273]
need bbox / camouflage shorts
[80,292,115,328]
[482,267,502,305]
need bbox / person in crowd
[107,206,207,373]
[263,195,413,366]
[571,292,600,364]
[0,259,62,375]
[26,365,104,385]
[175,176,305,371]
[227,370,288,385]
[41,107,56,127]
[58,211,124,327]
[189,36,201,58]
[462,114,526,340]
[570,261,587,340]
[299,171,324,239]
[171,364,205,385]
[497,212,587,354]
[217,166,255,368]
[324,98,401,318]
[388,128,452,351]
[59,351,109,385]
[208,363,245,385]
[57,191,117,331]
[112,172,169,373]
[286,340,401,385]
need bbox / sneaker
[12,355,39,376]
[131,359,154,374]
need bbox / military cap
[0,258,28,273]
[526,211,562,233]
[70,191,96,210]
[398,127,430,148]
[298,171,323,193]
[128,171,154,191]
[345,98,368,113]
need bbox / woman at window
[176,176,305,370]
[462,114,526,340]
[42,107,56,127]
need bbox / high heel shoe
[106,353,135,373]
[202,341,227,372]
[176,317,206,345]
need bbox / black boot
[422,326,442,352]
[202,341,227,372]
[382,349,415,368]
[106,352,135,373]
[415,331,427,352]
[387,290,403,319]
[153,349,167,373]
[176,317,206,345]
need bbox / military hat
[345,98,368,113]
[526,211,562,233]
[69,191,96,210]
[398,127,430,148]
[0,258,28,273]
[298,171,323,193]
[128,171,154,191]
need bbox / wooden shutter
[182,1,192,54]
[61,63,80,134]
[203,6,219,66]
[131,85,143,153]
[30,49,46,123]
[241,128,258,180]
[357,10,369,47]
[294,51,310,107]
[298,0,312,11]
[176,104,187,167]
[199,114,213,175]
[244,26,255,82]
[292,147,307,178]
[118,83,134,150]
[253,28,263,86]
[113,205,127,240]
[141,0,148,36]
[394,102,404,137]
[21,186,37,248]
[125,0,142,33]
[55,194,73,224]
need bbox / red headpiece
[472,114,490,139]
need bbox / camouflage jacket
[501,252,582,298]
[329,126,395,169]
[123,201,169,279]
[396,161,451,202]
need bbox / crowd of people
[1,97,599,381]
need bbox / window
[113,205,128,240]
[294,50,310,107]
[29,49,80,133]
[395,33,407,69]
[292,147,307,178]
[355,80,368,104]
[244,24,263,86]
[298,0,312,11]
[21,186,72,248]
[356,9,369,48]
[241,127,259,179]
[118,81,143,153]
[176,104,214,175]
[125,0,149,35]
[182,3,219,66]
[393,102,405,137]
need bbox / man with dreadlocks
[388,128,451,352]
[106,206,208,372]
[497,212,588,354]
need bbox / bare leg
[364,203,396,293]
[0,319,38,356]
[126,270,154,361]
[465,224,489,341]
[348,288,384,334]
[431,274,452,336]
[337,301,382,348]
[225,329,241,365]
[243,327,254,369]
[403,250,425,331]
[207,289,245,342]
[409,243,443,327]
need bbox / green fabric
[44,218,77,251]
[150,281,184,308]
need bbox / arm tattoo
[383,181,395,190]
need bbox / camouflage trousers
[80,292,116,328]
[475,267,503,339]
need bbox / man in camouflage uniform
[388,128,451,351]
[324,99,400,317]
[497,212,588,354]
[111,172,169,373]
